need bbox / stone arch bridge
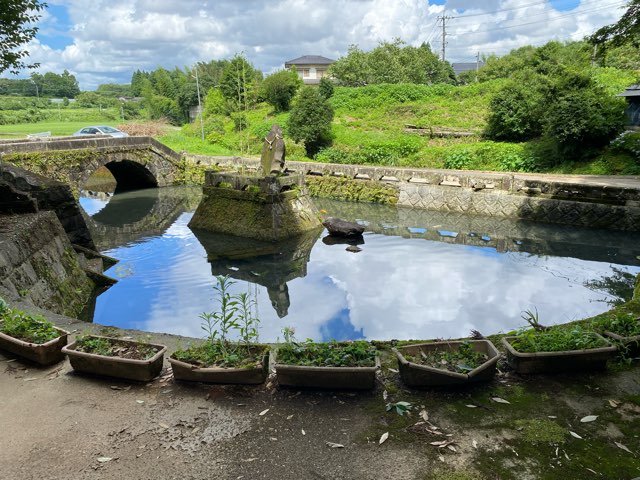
[0,136,183,192]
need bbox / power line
[438,15,453,61]
[451,1,626,37]
[451,0,615,22]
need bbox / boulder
[322,217,365,237]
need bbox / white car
[72,126,129,138]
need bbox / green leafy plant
[172,275,264,369]
[405,341,488,374]
[509,325,607,353]
[277,329,377,367]
[74,335,158,360]
[0,301,60,344]
[385,401,413,416]
[592,312,640,337]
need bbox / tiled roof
[619,85,640,97]
[452,62,484,75]
[285,55,335,66]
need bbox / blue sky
[9,0,627,89]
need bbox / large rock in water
[322,217,365,237]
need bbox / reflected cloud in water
[83,188,640,342]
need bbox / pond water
[79,186,640,342]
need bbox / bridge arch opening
[104,160,158,192]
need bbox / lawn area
[0,119,126,138]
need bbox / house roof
[619,85,640,97]
[284,55,335,67]
[452,62,484,75]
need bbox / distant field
[0,120,126,138]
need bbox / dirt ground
[1,314,640,480]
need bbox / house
[284,55,335,85]
[619,84,640,126]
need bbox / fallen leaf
[301,429,306,436]
[614,442,632,454]
[97,457,112,463]
[608,399,620,408]
[159,423,169,429]
[286,415,294,420]
[269,437,277,441]
[420,410,429,422]
[491,397,510,404]
[569,431,583,439]
[379,432,389,445]
[430,440,447,446]
[438,455,445,462]
[447,445,457,452]
[548,415,557,419]
[465,404,478,408]
[259,409,270,416]
[326,441,344,448]
[580,415,598,423]
[472,440,478,449]
[564,452,570,461]
[23,377,37,381]
[136,400,144,404]
[586,468,598,475]
[388,368,399,373]
[382,390,388,401]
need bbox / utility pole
[438,15,453,62]
[194,66,205,142]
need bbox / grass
[0,119,126,138]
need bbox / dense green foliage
[219,55,262,111]
[0,70,80,98]
[592,312,640,337]
[329,40,454,86]
[590,0,640,49]
[508,326,608,353]
[0,0,46,74]
[288,86,334,156]
[278,338,377,367]
[0,298,60,344]
[260,69,301,112]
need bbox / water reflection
[80,187,640,342]
[192,228,321,317]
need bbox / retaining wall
[189,155,640,232]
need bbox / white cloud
[5,0,625,89]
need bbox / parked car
[72,126,129,138]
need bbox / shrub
[485,79,544,141]
[288,86,334,157]
[318,77,334,99]
[610,131,640,159]
[260,70,301,112]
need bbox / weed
[0,300,60,344]
[277,329,377,367]
[75,335,158,360]
[404,341,488,374]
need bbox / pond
[79,185,640,343]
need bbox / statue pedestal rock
[188,125,321,241]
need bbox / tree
[318,77,334,99]
[219,55,261,111]
[288,86,334,157]
[0,0,46,74]
[260,69,302,112]
[591,0,640,48]
[328,45,370,86]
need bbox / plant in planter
[275,328,379,389]
[502,310,616,374]
[62,334,167,382]
[592,312,640,356]
[393,339,500,387]
[0,298,69,365]
[169,275,269,384]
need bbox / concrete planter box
[0,322,68,366]
[169,347,270,385]
[501,334,617,374]
[393,340,499,387]
[275,352,380,390]
[62,336,167,382]
[604,323,640,356]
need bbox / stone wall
[0,211,96,318]
[0,162,95,249]
[190,155,640,232]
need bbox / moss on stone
[306,175,399,204]
[513,419,566,444]
[426,469,487,480]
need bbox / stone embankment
[0,162,115,316]
[190,155,640,231]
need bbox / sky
[8,0,630,90]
